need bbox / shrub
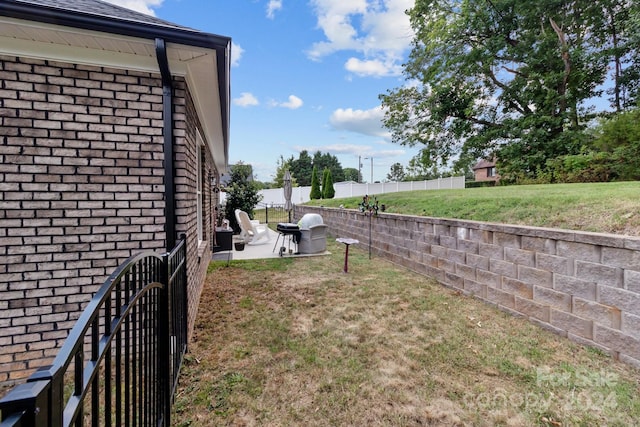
[224,164,263,232]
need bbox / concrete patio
[213,228,330,261]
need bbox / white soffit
[0,16,212,74]
[0,16,227,166]
[183,50,226,172]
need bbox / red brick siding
[173,80,215,338]
[474,167,498,182]
[0,54,216,385]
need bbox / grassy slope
[306,181,640,237]
[172,182,640,426]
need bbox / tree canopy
[272,155,297,188]
[380,0,640,183]
[224,162,263,232]
[386,163,406,182]
[343,167,361,183]
[288,150,345,186]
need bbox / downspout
[155,38,176,250]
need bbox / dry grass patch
[173,240,640,426]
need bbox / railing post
[0,379,51,426]
[265,205,269,224]
[180,233,188,350]
[159,251,172,426]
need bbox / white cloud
[344,57,402,77]
[374,149,406,158]
[272,95,304,109]
[231,42,244,67]
[307,0,367,60]
[234,92,259,107]
[293,143,371,156]
[251,161,277,181]
[329,106,391,139]
[103,0,163,16]
[307,0,413,77]
[267,0,283,19]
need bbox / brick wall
[173,80,215,338]
[0,54,215,384]
[296,206,640,367]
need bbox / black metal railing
[0,235,187,427]
[166,236,188,397]
[254,203,292,224]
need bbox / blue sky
[106,0,419,182]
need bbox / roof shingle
[13,0,194,31]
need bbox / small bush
[465,180,496,188]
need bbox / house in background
[472,158,499,182]
[0,0,230,385]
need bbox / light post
[358,155,362,183]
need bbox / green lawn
[306,181,640,236]
[174,242,640,426]
[171,181,640,426]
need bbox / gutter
[1,0,230,169]
[155,38,176,251]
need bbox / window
[196,133,204,243]
[487,167,496,177]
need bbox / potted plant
[234,237,245,251]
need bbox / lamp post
[358,155,362,183]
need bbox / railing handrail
[63,280,165,425]
[0,412,24,427]
[29,250,164,382]
[1,235,188,427]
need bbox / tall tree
[594,0,639,111]
[380,0,638,183]
[322,168,335,199]
[312,151,345,183]
[405,149,443,181]
[289,150,345,186]
[343,167,361,182]
[620,2,640,106]
[309,165,322,199]
[289,150,313,186]
[272,155,296,188]
[386,162,406,182]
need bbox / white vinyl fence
[256,176,466,206]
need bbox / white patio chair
[235,209,270,245]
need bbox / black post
[265,206,269,224]
[159,252,171,426]
[368,213,372,259]
[156,38,176,250]
[180,233,188,347]
[0,379,51,426]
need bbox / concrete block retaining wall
[295,205,640,367]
